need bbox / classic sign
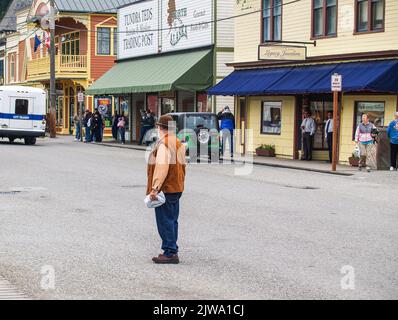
[258,45,307,61]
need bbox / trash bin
[376,128,390,170]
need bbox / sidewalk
[95,139,356,176]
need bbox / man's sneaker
[366,166,371,172]
[390,167,396,171]
[152,254,179,264]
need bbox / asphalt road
[0,136,397,300]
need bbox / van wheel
[24,137,37,145]
[9,137,15,144]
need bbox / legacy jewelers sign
[258,45,307,61]
[118,0,213,60]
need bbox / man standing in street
[301,111,316,161]
[387,112,398,171]
[139,109,155,146]
[325,111,334,163]
[217,106,235,157]
[147,115,186,264]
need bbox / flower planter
[348,157,359,167]
[255,149,275,157]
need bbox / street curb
[94,142,354,176]
[227,159,354,176]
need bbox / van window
[15,99,29,115]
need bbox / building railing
[27,55,88,80]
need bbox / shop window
[15,99,29,115]
[197,93,210,113]
[354,101,385,130]
[115,96,130,130]
[312,0,337,38]
[261,101,282,134]
[355,0,384,33]
[95,96,113,127]
[262,0,282,42]
[147,95,159,118]
[97,28,111,55]
[310,100,333,150]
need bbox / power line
[3,27,40,51]
[54,0,302,34]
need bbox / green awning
[86,49,213,95]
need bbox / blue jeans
[119,127,126,143]
[221,129,234,156]
[139,126,150,145]
[85,125,91,142]
[155,193,182,257]
[75,123,81,140]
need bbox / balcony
[27,55,88,81]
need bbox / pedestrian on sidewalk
[139,109,155,146]
[83,110,92,143]
[325,111,334,163]
[73,113,82,141]
[112,110,120,141]
[217,106,235,157]
[118,112,127,144]
[92,110,102,142]
[301,110,316,161]
[387,112,398,171]
[355,114,377,172]
[147,115,186,264]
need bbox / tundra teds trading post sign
[117,0,213,60]
[118,0,159,60]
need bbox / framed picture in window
[261,101,282,134]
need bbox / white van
[0,86,47,145]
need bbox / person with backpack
[387,112,398,171]
[355,113,377,172]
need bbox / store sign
[118,0,159,60]
[161,0,213,53]
[117,0,213,60]
[331,73,342,92]
[258,45,307,61]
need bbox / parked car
[168,112,220,162]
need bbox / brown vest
[146,134,186,195]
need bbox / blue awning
[209,59,398,96]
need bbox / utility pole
[49,0,56,138]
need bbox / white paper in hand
[144,192,166,208]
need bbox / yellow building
[210,0,398,165]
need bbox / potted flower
[348,151,360,167]
[255,144,276,157]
